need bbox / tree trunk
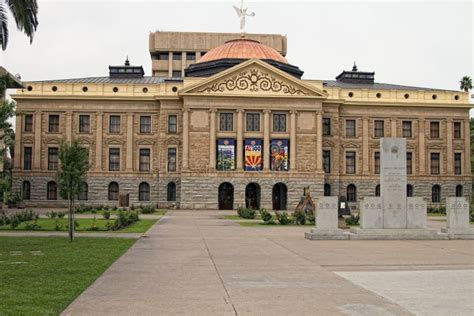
[68,198,74,242]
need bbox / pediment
[164,136,181,145]
[136,139,156,146]
[342,142,360,149]
[76,137,93,145]
[180,59,327,99]
[323,140,335,148]
[43,137,61,145]
[104,138,125,145]
[22,136,34,144]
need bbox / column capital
[263,109,271,114]
[96,111,104,116]
[236,109,245,113]
[182,108,191,113]
[290,110,298,115]
[208,108,218,113]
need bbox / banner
[217,139,235,171]
[270,139,289,171]
[244,139,263,171]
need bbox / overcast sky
[0,0,472,93]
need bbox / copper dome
[198,38,288,64]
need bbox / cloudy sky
[1,0,472,94]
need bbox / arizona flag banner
[244,139,263,171]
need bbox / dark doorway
[218,182,234,210]
[272,183,287,210]
[245,183,260,209]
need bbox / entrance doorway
[272,183,287,210]
[218,182,234,210]
[245,183,260,209]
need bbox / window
[47,181,57,200]
[167,182,177,201]
[23,147,32,170]
[323,150,331,173]
[172,70,182,78]
[168,115,177,133]
[79,115,90,133]
[78,182,88,200]
[454,153,462,175]
[168,148,177,172]
[430,153,440,175]
[48,148,59,170]
[345,119,356,137]
[219,113,233,131]
[172,52,182,60]
[406,152,413,175]
[155,52,168,60]
[374,120,384,137]
[48,114,59,132]
[431,185,441,203]
[22,181,31,200]
[109,115,121,133]
[375,184,380,197]
[140,116,151,133]
[453,122,462,139]
[324,183,331,197]
[323,118,331,136]
[139,149,151,171]
[347,184,357,202]
[109,148,120,171]
[456,185,463,197]
[407,184,413,197]
[139,182,150,201]
[346,151,356,174]
[186,52,196,61]
[402,121,412,137]
[374,152,380,174]
[24,114,33,132]
[108,182,119,200]
[246,113,260,131]
[430,121,440,138]
[273,114,286,132]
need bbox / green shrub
[293,210,306,225]
[47,211,57,219]
[54,220,62,231]
[140,206,155,214]
[106,211,140,231]
[57,212,66,219]
[25,219,41,230]
[90,216,99,231]
[237,207,256,219]
[112,206,118,211]
[103,205,109,211]
[66,220,79,229]
[259,209,274,224]
[275,211,291,225]
[10,216,20,229]
[103,211,111,220]
[307,213,315,225]
[345,214,360,226]
[130,205,135,211]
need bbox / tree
[460,76,472,92]
[57,140,89,242]
[0,0,39,50]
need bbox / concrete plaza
[62,211,474,316]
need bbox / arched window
[47,181,57,200]
[167,182,176,201]
[324,183,331,197]
[78,182,88,200]
[456,185,463,197]
[139,182,150,201]
[108,182,119,201]
[432,185,441,203]
[347,184,357,202]
[375,184,380,197]
[407,184,413,197]
[22,181,31,200]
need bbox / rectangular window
[109,115,121,133]
[402,121,412,137]
[23,147,32,170]
[323,118,331,136]
[407,152,413,175]
[374,120,384,137]
[246,113,260,132]
[172,52,182,60]
[186,52,196,61]
[139,148,151,171]
[140,116,152,133]
[155,52,169,60]
[48,114,59,133]
[454,153,462,175]
[346,151,356,174]
[273,114,286,132]
[48,147,59,170]
[109,148,120,171]
[168,148,177,172]
[172,70,182,78]
[430,153,440,175]
[219,113,233,131]
[345,119,356,137]
[24,114,33,132]
[323,150,331,173]
[79,115,90,133]
[374,152,380,174]
[168,115,177,133]
[430,122,440,138]
[453,122,462,139]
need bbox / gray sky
[1,0,473,93]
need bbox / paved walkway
[62,211,474,316]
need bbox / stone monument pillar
[304,196,348,240]
[442,197,474,238]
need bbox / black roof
[322,80,460,92]
[35,76,168,84]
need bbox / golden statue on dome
[233,0,255,36]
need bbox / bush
[103,211,111,220]
[345,214,360,226]
[106,211,140,231]
[275,211,292,225]
[259,209,274,224]
[16,209,38,221]
[130,205,135,211]
[237,207,256,219]
[66,220,79,229]
[112,206,118,211]
[10,216,20,229]
[57,212,66,219]
[307,213,315,225]
[140,206,155,214]
[89,216,99,231]
[47,211,57,219]
[25,219,41,230]
[54,220,62,231]
[292,210,306,225]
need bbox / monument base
[305,228,349,240]
[440,228,474,240]
[349,228,446,240]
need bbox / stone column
[263,110,270,171]
[391,119,397,137]
[236,109,244,170]
[182,109,190,170]
[418,119,425,174]
[446,119,453,174]
[290,111,297,171]
[95,113,103,171]
[33,112,42,170]
[362,118,369,174]
[126,114,134,171]
[464,120,471,175]
[65,111,73,143]
[209,109,216,171]
[316,112,323,172]
[168,52,173,77]
[13,115,22,169]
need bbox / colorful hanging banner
[270,139,289,171]
[217,139,235,171]
[244,139,263,171]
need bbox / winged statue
[233,0,255,35]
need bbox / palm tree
[460,76,472,92]
[0,0,39,50]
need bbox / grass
[76,209,167,216]
[0,218,158,233]
[0,237,135,315]
[427,213,446,217]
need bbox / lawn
[0,237,136,315]
[76,209,167,216]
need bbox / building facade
[11,32,472,210]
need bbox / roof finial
[125,56,130,66]
[352,61,358,72]
[233,0,255,37]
